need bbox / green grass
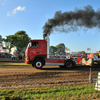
[0,63,29,65]
[0,83,100,100]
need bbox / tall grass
[0,83,100,100]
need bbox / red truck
[25,37,76,69]
[25,37,100,69]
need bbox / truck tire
[65,60,73,68]
[34,59,43,69]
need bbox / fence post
[89,67,93,87]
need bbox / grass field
[0,83,100,100]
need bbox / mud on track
[0,64,100,89]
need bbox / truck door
[29,42,40,60]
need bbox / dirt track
[0,64,100,89]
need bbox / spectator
[13,55,16,60]
[1,54,2,58]
[11,55,14,60]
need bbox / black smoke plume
[43,5,100,38]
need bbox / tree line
[49,43,66,55]
[0,30,30,54]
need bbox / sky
[0,0,100,53]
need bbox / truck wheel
[65,60,73,68]
[34,59,43,69]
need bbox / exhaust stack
[45,36,50,58]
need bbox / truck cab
[25,40,47,65]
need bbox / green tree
[49,46,57,55]
[55,43,65,54]
[5,35,15,53]
[5,31,31,54]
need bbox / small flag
[87,48,91,51]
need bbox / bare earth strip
[0,65,100,89]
